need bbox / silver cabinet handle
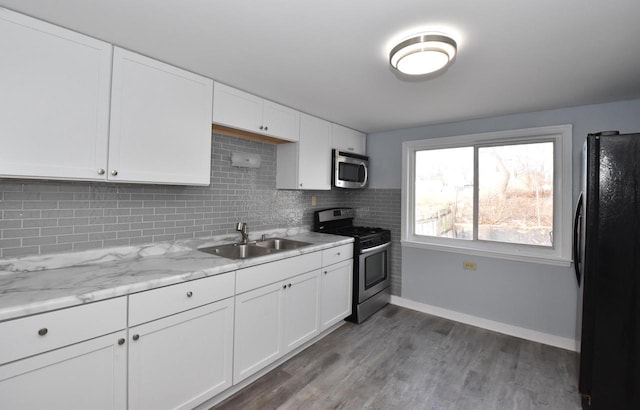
[97,168,105,175]
[38,328,48,336]
[282,284,287,289]
[324,271,328,275]
[118,338,125,345]
[264,126,268,131]
[288,283,291,288]
[259,125,264,130]
[186,291,193,297]
[132,334,140,341]
[111,170,118,176]
[337,252,341,256]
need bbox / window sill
[401,240,573,267]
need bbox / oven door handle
[360,241,391,254]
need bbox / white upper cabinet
[261,100,300,141]
[212,82,300,142]
[331,123,366,155]
[276,113,331,190]
[0,8,112,181]
[212,83,262,133]
[109,48,213,185]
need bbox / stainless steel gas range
[314,208,391,323]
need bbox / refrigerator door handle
[573,192,584,286]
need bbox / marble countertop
[0,228,353,322]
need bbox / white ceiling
[3,0,640,134]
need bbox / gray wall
[366,98,640,340]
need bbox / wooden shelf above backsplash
[211,124,291,144]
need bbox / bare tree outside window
[415,147,473,239]
[414,141,554,247]
[478,142,553,246]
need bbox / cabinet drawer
[129,272,235,326]
[0,297,126,365]
[236,252,322,294]
[322,243,353,266]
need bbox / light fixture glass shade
[390,34,457,75]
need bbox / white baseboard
[390,296,578,352]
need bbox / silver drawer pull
[118,338,125,345]
[186,291,193,298]
[337,252,341,256]
[38,328,48,336]
[133,334,140,341]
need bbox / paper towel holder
[231,151,261,168]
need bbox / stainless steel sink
[253,237,312,250]
[198,237,312,260]
[198,243,276,260]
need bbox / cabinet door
[212,82,262,134]
[233,282,283,384]
[299,113,331,189]
[0,331,127,410]
[262,100,300,142]
[109,47,213,185]
[128,298,234,410]
[320,260,353,330]
[331,123,366,155]
[275,113,331,190]
[0,8,111,181]
[283,270,321,353]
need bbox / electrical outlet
[311,196,317,206]
[463,261,477,271]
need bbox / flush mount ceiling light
[389,33,457,76]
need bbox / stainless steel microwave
[332,150,368,189]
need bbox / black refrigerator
[574,131,640,409]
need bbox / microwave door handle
[361,163,368,187]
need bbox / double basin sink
[198,238,312,260]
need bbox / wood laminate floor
[213,305,581,410]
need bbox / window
[402,125,572,266]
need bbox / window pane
[478,142,553,246]
[415,147,474,239]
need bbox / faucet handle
[236,222,246,231]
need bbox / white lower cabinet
[320,259,353,330]
[283,270,321,352]
[0,330,127,410]
[128,298,234,410]
[233,281,284,383]
[0,297,128,410]
[233,268,322,384]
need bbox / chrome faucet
[236,222,249,244]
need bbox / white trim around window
[401,124,573,267]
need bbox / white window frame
[401,124,573,266]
